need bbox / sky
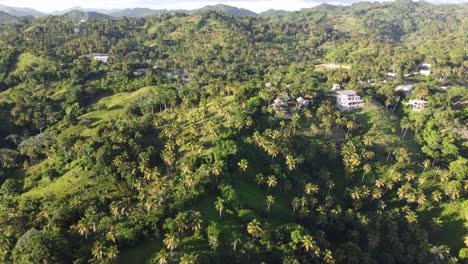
[0,0,467,13]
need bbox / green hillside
[0,1,466,263]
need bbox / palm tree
[323,249,334,263]
[302,235,319,256]
[405,210,418,224]
[163,233,179,259]
[291,113,301,134]
[77,222,89,239]
[106,227,118,244]
[180,253,197,264]
[362,164,371,183]
[345,120,357,138]
[423,159,431,173]
[363,136,373,147]
[286,155,304,171]
[214,197,224,218]
[191,211,203,231]
[91,241,106,260]
[304,183,319,196]
[231,233,242,252]
[238,159,248,175]
[431,190,442,203]
[255,173,265,187]
[310,123,319,136]
[291,197,301,214]
[266,175,277,192]
[156,249,169,264]
[247,219,262,238]
[106,245,119,261]
[266,195,275,212]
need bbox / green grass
[419,200,468,253]
[22,165,95,198]
[58,86,155,137]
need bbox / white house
[265,82,272,89]
[296,97,311,108]
[419,70,431,76]
[336,90,363,111]
[387,72,397,78]
[92,53,109,63]
[408,99,428,112]
[395,84,414,96]
[332,83,342,91]
[421,63,432,68]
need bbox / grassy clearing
[419,200,468,252]
[58,86,155,137]
[22,166,94,198]
[315,63,351,72]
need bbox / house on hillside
[395,84,414,97]
[265,82,273,89]
[387,72,397,78]
[272,94,311,114]
[421,63,432,69]
[332,83,342,91]
[296,97,311,109]
[336,90,363,111]
[418,63,431,76]
[419,70,431,76]
[92,53,109,63]
[408,99,428,112]
[272,95,296,114]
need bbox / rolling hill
[0,10,17,23]
[192,4,257,16]
[61,10,112,20]
[0,4,46,18]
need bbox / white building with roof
[336,90,363,111]
[332,83,342,91]
[395,84,414,96]
[419,70,431,76]
[92,53,109,63]
[408,99,428,112]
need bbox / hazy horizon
[0,0,467,13]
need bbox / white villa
[408,99,428,112]
[92,53,109,63]
[419,70,431,76]
[387,72,397,78]
[395,84,414,96]
[265,82,273,89]
[332,83,342,91]
[336,90,363,111]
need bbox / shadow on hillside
[419,206,466,253]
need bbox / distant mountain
[61,10,112,20]
[0,4,46,18]
[110,8,168,18]
[193,4,257,16]
[0,10,18,23]
[258,9,291,17]
[52,6,121,16]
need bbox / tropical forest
[0,0,466,263]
